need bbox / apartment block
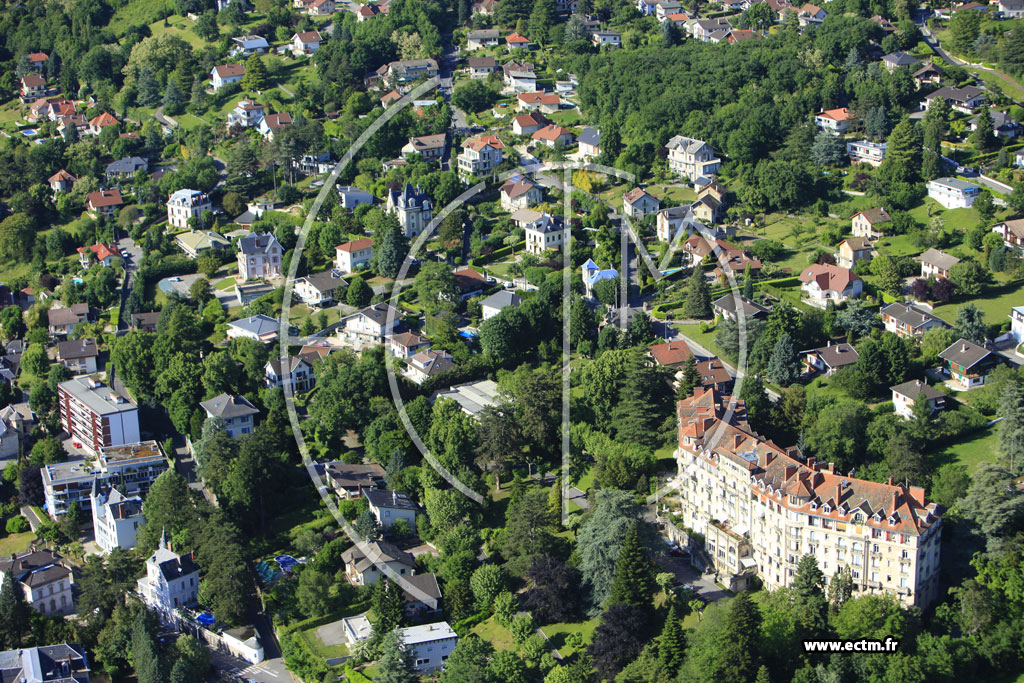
[673,388,943,608]
[57,375,140,456]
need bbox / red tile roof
[337,238,373,252]
[649,340,694,367]
[88,112,119,128]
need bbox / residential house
[512,112,549,136]
[798,2,827,24]
[691,194,725,224]
[341,303,401,346]
[971,109,1021,137]
[292,270,346,306]
[694,358,734,393]
[517,91,561,113]
[226,314,280,343]
[480,290,522,320]
[649,340,695,369]
[992,218,1024,250]
[291,30,322,56]
[457,135,504,177]
[342,541,415,585]
[24,52,49,72]
[506,32,530,51]
[166,189,212,229]
[468,56,498,78]
[0,550,73,616]
[913,62,942,88]
[581,258,618,298]
[591,30,622,47]
[130,312,161,332]
[472,0,498,13]
[390,331,430,358]
[356,3,380,20]
[230,35,269,56]
[655,205,693,242]
[41,441,166,518]
[939,338,1001,389]
[848,140,887,166]
[467,28,500,49]
[1000,0,1024,17]
[400,623,458,672]
[667,135,721,180]
[1008,305,1024,344]
[336,238,374,273]
[432,379,501,418]
[319,461,385,499]
[401,133,446,161]
[56,338,99,375]
[237,232,283,280]
[924,85,987,113]
[85,189,123,217]
[453,267,487,299]
[578,127,600,158]
[47,303,92,337]
[303,0,335,15]
[0,405,29,463]
[365,489,418,532]
[690,18,731,41]
[891,380,946,420]
[258,112,292,141]
[337,186,374,209]
[211,63,245,90]
[105,156,148,182]
[175,229,231,258]
[200,393,260,437]
[622,188,659,219]
[532,124,574,147]
[524,213,566,254]
[91,482,144,553]
[77,242,119,268]
[265,356,314,393]
[87,112,119,135]
[226,99,265,129]
[955,1,988,12]
[882,51,921,72]
[814,107,851,134]
[20,73,46,101]
[801,341,859,375]
[835,237,874,269]
[502,61,536,91]
[0,644,90,682]
[137,532,199,624]
[48,169,76,195]
[402,574,442,618]
[386,183,434,238]
[881,302,950,339]
[712,294,770,321]
[800,264,864,305]
[385,59,439,88]
[916,248,960,278]
[851,207,891,239]
[500,176,543,210]
[674,387,944,606]
[927,177,980,209]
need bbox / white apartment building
[400,622,458,672]
[386,184,433,239]
[0,550,74,616]
[57,375,140,456]
[674,388,943,608]
[666,135,721,181]
[336,238,374,273]
[927,177,980,209]
[91,482,145,553]
[457,135,504,177]
[41,440,168,518]
[137,531,200,624]
[166,189,212,229]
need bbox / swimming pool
[21,129,37,136]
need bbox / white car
[168,276,182,282]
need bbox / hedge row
[469,240,526,267]
[453,609,490,637]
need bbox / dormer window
[822,504,831,513]
[809,501,817,511]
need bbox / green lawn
[906,198,982,232]
[472,616,516,651]
[938,425,1000,474]
[541,617,601,657]
[0,531,35,555]
[931,280,1024,327]
[110,0,174,34]
[146,16,208,49]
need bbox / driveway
[209,648,292,683]
[656,553,732,605]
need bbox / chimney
[887,477,893,486]
[891,489,900,512]
[906,486,926,506]
[828,462,835,473]
[766,452,776,467]
[733,434,744,449]
[835,483,842,503]
[961,343,968,352]
[785,464,797,480]
[807,456,816,469]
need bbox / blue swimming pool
[21,129,37,136]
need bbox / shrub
[5,515,29,533]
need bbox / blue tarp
[197,613,215,627]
